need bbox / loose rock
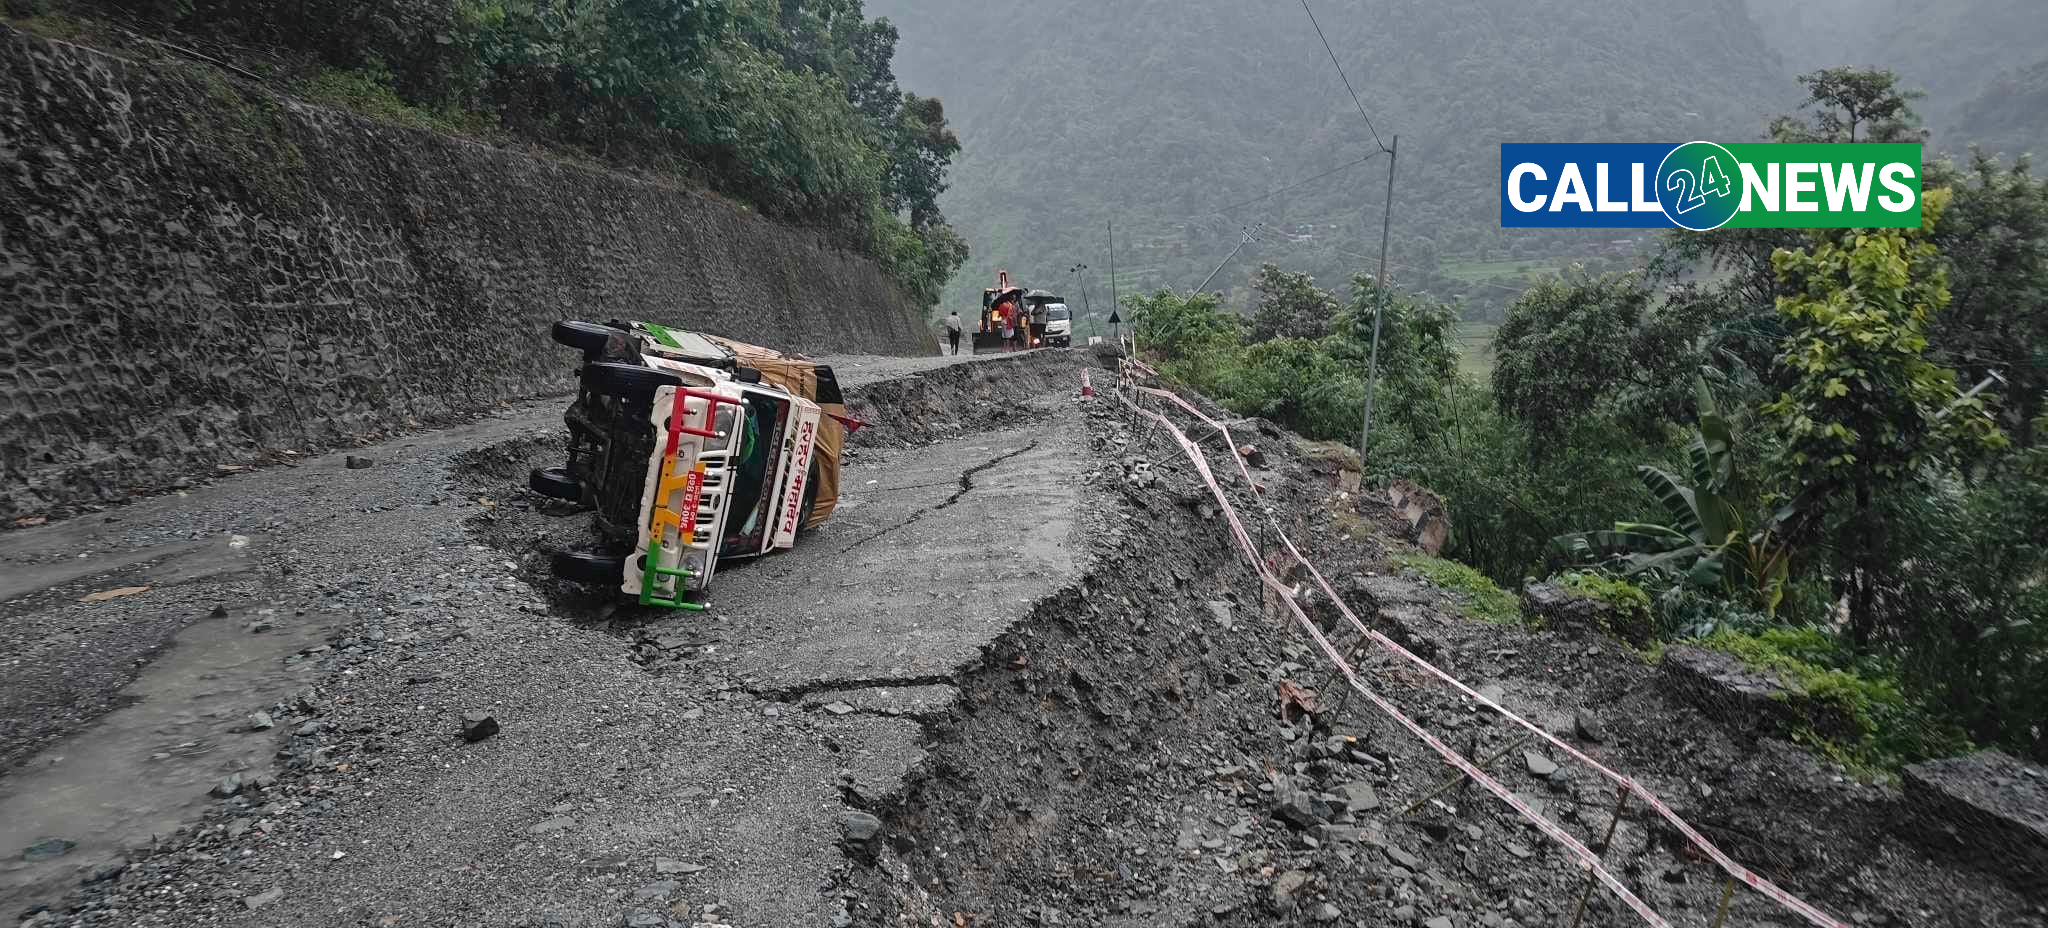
[461,710,500,742]
[22,837,74,862]
[527,816,575,835]
[244,888,283,909]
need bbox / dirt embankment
[842,384,2046,928]
[0,25,934,523]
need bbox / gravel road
[0,349,1087,926]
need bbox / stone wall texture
[0,27,936,520]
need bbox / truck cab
[536,320,840,610]
[1043,302,1073,347]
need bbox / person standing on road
[945,311,963,355]
[1000,312,1016,352]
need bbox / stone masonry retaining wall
[0,27,935,519]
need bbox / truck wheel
[553,320,625,354]
[550,550,625,586]
[528,466,582,501]
[582,361,681,401]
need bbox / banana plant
[1552,379,1797,615]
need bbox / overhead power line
[1300,0,1389,154]
[1206,151,1385,218]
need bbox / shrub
[1696,627,1974,774]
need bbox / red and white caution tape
[1120,378,1853,928]
[1118,388,1670,927]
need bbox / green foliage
[1493,270,1753,449]
[1126,289,1240,361]
[1394,554,1522,626]
[1768,66,1926,144]
[1210,338,1362,441]
[1696,627,1975,774]
[1555,570,1651,615]
[1927,152,2048,449]
[299,66,494,135]
[1555,379,1796,616]
[1247,264,1338,342]
[1850,440,2048,760]
[1765,191,2000,493]
[1763,192,2009,645]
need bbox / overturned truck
[533,320,850,609]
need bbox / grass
[298,67,497,137]
[1694,626,1973,777]
[1395,553,1523,625]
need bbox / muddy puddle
[0,601,331,915]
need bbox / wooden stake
[1566,790,1630,928]
[1397,733,1531,818]
[1708,877,1737,928]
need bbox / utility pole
[1359,135,1398,466]
[1070,263,1094,342]
[1196,223,1266,294]
[1108,219,1122,354]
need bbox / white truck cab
[538,321,837,610]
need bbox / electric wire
[1300,0,1389,153]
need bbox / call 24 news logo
[1500,142,1922,230]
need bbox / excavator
[972,270,1069,353]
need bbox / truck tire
[528,466,582,501]
[582,361,681,401]
[552,320,625,354]
[550,550,625,586]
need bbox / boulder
[1385,479,1449,556]
[1658,647,1855,741]
[1900,751,2047,892]
[1520,581,1652,647]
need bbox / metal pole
[1108,219,1122,354]
[1359,134,1398,465]
[1196,223,1263,295]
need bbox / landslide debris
[842,384,2047,928]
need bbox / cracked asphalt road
[0,350,1086,926]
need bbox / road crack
[833,441,1040,554]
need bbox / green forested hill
[869,0,1791,317]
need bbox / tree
[1762,189,2007,647]
[1492,270,1651,454]
[1246,264,1339,342]
[1927,152,2048,448]
[883,94,961,230]
[1768,66,1927,144]
[1670,67,1929,319]
[1127,289,1241,361]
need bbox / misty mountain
[869,0,1791,315]
[1747,0,2048,145]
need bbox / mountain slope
[870,0,1790,314]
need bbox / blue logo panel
[1500,144,1680,228]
